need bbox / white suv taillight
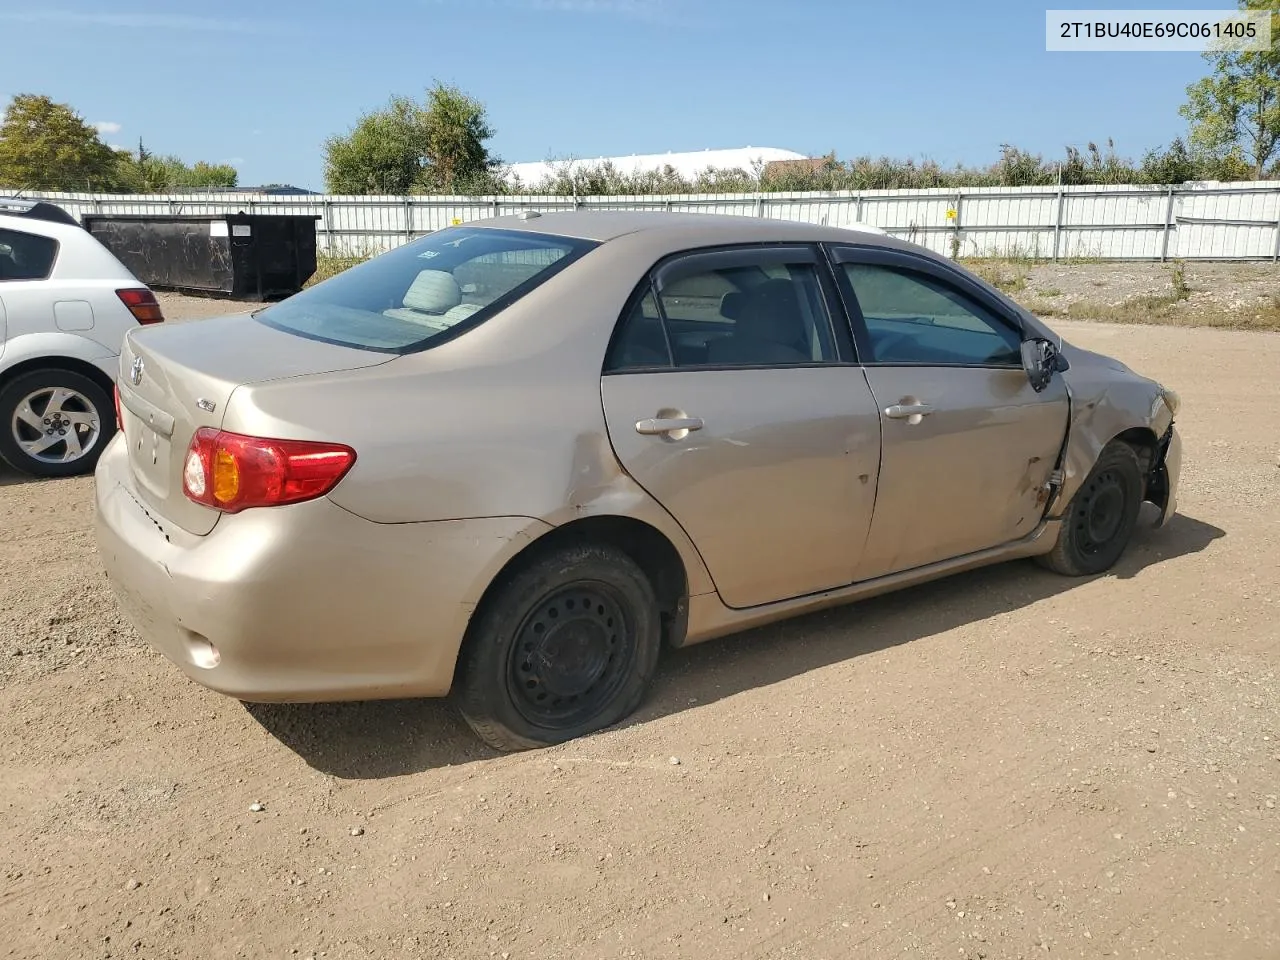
[116,287,165,324]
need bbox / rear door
[828,245,1070,579]
[600,244,882,610]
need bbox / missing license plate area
[126,408,172,499]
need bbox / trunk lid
[115,312,393,535]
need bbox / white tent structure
[504,146,810,186]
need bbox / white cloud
[0,10,261,33]
[94,121,122,135]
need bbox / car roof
[467,209,903,248]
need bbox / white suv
[0,198,165,477]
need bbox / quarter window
[842,263,1022,366]
[0,229,58,281]
[607,253,838,371]
[606,290,670,369]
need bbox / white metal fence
[19,182,1280,261]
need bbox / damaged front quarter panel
[1046,342,1179,527]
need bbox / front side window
[842,263,1022,366]
[0,228,58,281]
[256,228,597,353]
[607,252,838,371]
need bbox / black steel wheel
[506,581,636,729]
[455,542,661,752]
[1038,442,1144,577]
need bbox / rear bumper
[93,436,549,702]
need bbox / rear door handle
[884,402,934,420]
[635,417,704,436]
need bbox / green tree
[417,82,498,192]
[324,95,429,193]
[0,94,117,190]
[1182,0,1280,177]
[112,148,237,192]
[323,82,499,194]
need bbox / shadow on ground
[0,466,40,488]
[246,511,1225,780]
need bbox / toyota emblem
[129,356,144,386]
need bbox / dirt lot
[971,259,1280,331]
[2,275,1279,960]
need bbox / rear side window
[606,250,838,371]
[256,227,597,353]
[0,228,58,281]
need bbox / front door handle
[635,416,704,436]
[884,402,934,420]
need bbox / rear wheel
[1038,441,1144,577]
[0,369,116,478]
[454,542,661,752]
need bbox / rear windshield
[256,227,597,353]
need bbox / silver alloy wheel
[10,386,102,465]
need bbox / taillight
[182,429,355,513]
[116,287,165,324]
[113,384,123,431]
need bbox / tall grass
[495,139,1254,197]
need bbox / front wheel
[0,369,116,478]
[1037,441,1144,577]
[454,542,662,752]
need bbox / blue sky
[0,0,1223,190]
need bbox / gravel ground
[1,283,1278,959]
[977,260,1280,329]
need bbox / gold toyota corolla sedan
[95,211,1182,750]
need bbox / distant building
[505,147,810,185]
[169,184,318,196]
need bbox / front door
[600,245,882,609]
[830,250,1070,579]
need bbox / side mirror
[1021,338,1068,392]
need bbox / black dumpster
[82,213,320,301]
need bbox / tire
[0,368,116,478]
[454,542,662,752]
[1037,441,1144,577]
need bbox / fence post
[854,192,863,225]
[1271,189,1280,262]
[951,191,963,258]
[1161,185,1176,261]
[1052,188,1065,260]
[492,197,500,220]
[755,194,764,217]
[321,199,333,254]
